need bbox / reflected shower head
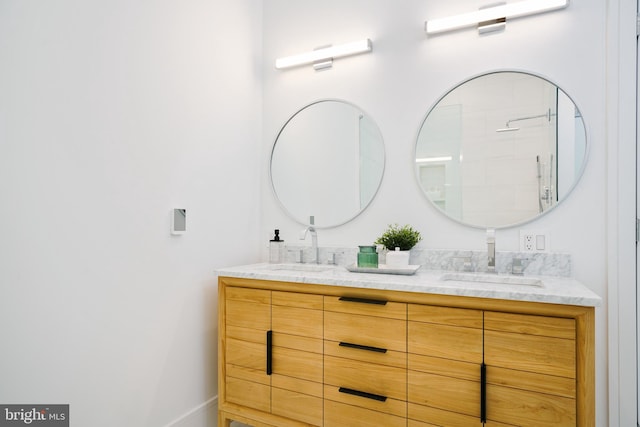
[496,109,551,132]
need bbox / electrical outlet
[522,233,535,251]
[519,230,549,253]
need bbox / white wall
[0,1,633,425]
[0,1,262,426]
[262,0,611,424]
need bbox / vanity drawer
[324,398,406,427]
[324,384,406,418]
[324,339,407,369]
[324,310,406,353]
[324,295,406,319]
[324,355,406,402]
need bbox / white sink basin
[260,263,333,273]
[440,272,543,287]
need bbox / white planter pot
[385,249,410,267]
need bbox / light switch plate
[171,209,186,235]
[519,230,549,252]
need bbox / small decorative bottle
[357,245,378,268]
[269,229,284,263]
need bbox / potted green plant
[375,223,422,267]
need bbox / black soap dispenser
[269,229,284,263]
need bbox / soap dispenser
[269,229,285,263]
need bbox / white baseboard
[163,396,218,427]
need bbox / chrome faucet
[487,228,496,273]
[299,216,318,264]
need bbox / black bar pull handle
[266,330,273,375]
[338,296,387,305]
[339,341,388,353]
[338,387,387,402]
[480,363,487,423]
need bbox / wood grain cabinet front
[221,285,324,426]
[323,296,407,427]
[270,291,324,426]
[408,304,584,427]
[218,277,595,427]
[484,312,577,426]
[408,304,484,425]
[224,287,271,413]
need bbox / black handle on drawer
[339,341,388,354]
[338,296,387,305]
[480,363,487,423]
[266,330,273,375]
[338,387,387,402]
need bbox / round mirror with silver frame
[270,99,386,228]
[415,70,588,229]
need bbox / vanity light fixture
[425,0,568,35]
[275,39,372,70]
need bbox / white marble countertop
[216,263,602,307]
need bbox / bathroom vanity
[217,264,600,427]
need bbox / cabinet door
[271,291,323,426]
[484,311,577,426]
[408,305,483,425]
[224,287,271,411]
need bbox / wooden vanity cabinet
[218,276,595,427]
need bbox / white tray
[345,264,421,276]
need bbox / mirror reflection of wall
[416,104,462,218]
[416,71,587,229]
[271,100,385,228]
[359,114,385,209]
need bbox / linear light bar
[416,156,453,164]
[425,0,568,35]
[275,39,372,70]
